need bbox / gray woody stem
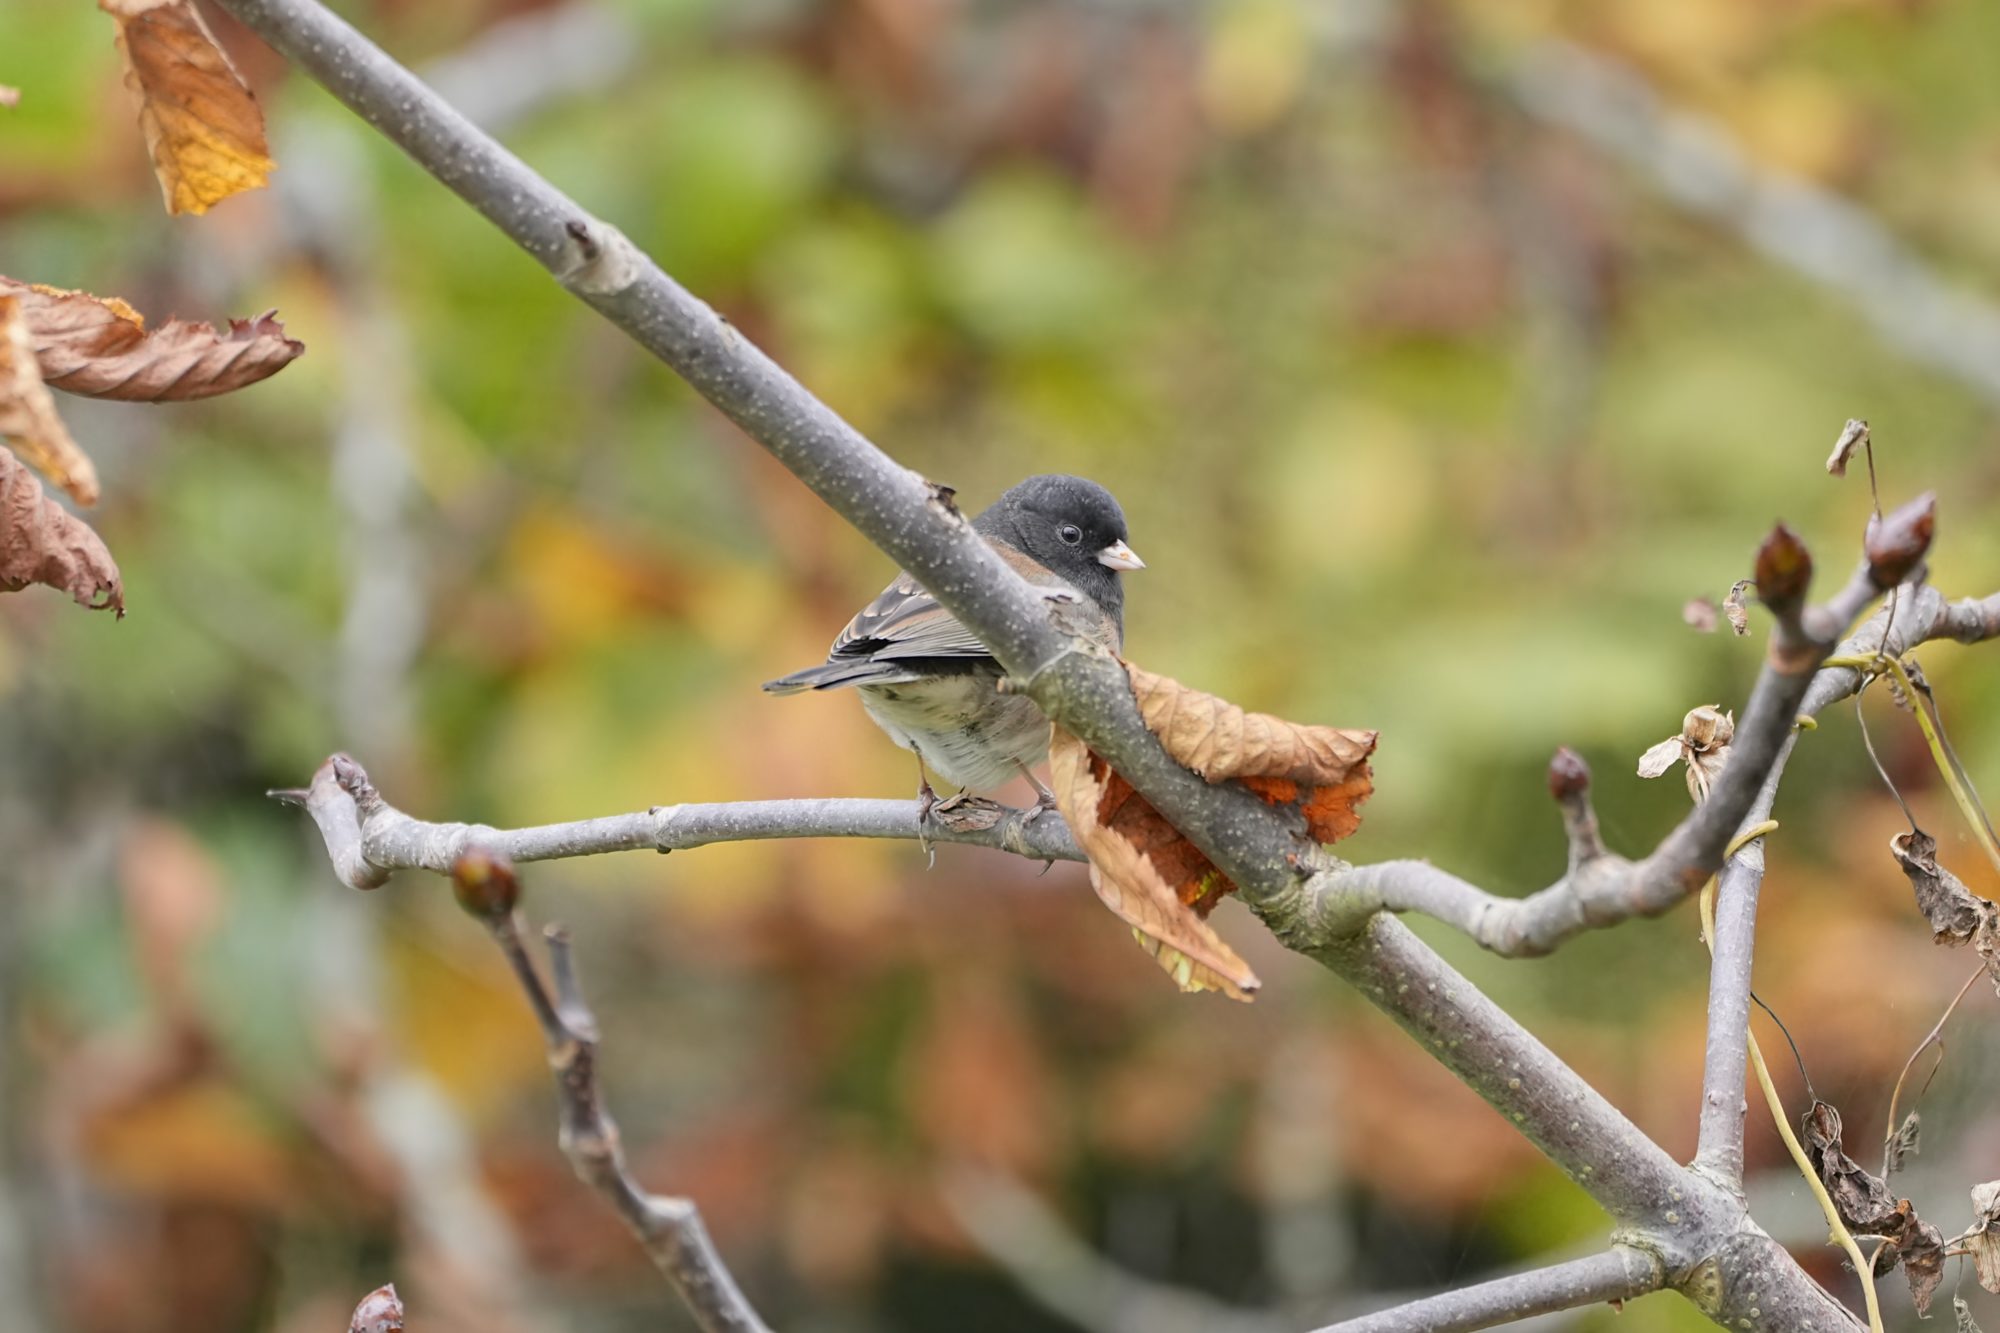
[457,850,769,1333]
[1694,582,2000,1182]
[271,754,1083,891]
[214,1,1940,1327]
[1317,583,2000,956]
[1310,1247,1660,1333]
[208,0,1294,914]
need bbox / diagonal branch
[1307,1246,1661,1333]
[451,850,769,1333]
[270,753,1083,890]
[211,5,1888,1327]
[209,0,1301,919]
[1315,580,2000,957]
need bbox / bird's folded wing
[832,575,995,661]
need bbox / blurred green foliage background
[4,1,2000,1330]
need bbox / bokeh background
[5,1,2000,1329]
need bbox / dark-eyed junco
[764,474,1143,814]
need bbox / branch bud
[1547,747,1591,800]
[1753,522,1812,614]
[1865,492,1936,589]
[451,846,519,920]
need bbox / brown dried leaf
[1885,1110,1920,1176]
[1126,664,1377,788]
[1803,1100,1947,1313]
[348,1283,405,1333]
[1968,1180,2000,1294]
[1890,831,2000,989]
[1722,579,1753,635]
[1957,1294,1984,1333]
[0,277,303,402]
[0,446,123,613]
[0,295,98,504]
[1042,667,1374,999]
[1049,726,1260,1001]
[101,0,274,215]
[1802,1101,1902,1234]
[1884,1207,1946,1316]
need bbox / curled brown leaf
[0,446,123,613]
[1890,830,2000,990]
[1042,665,1375,1000]
[0,295,98,504]
[100,0,274,216]
[1802,1099,1946,1314]
[0,277,303,401]
[1048,727,1261,1001]
[1885,1110,1921,1176]
[1126,664,1376,787]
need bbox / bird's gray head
[974,474,1142,627]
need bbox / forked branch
[450,849,770,1333]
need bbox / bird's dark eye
[1058,524,1083,546]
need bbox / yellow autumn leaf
[100,0,274,216]
[0,295,99,505]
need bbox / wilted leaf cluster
[1048,663,1374,1001]
[1800,1100,1945,1315]
[0,6,297,616]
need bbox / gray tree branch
[1313,582,2000,960]
[212,2,1930,1327]
[1308,1246,1660,1333]
[1695,583,2000,1183]
[453,851,770,1333]
[269,753,1084,890]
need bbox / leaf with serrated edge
[0,297,97,505]
[1049,726,1259,1001]
[0,278,301,402]
[100,0,274,216]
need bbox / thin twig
[1880,964,1987,1178]
[1305,1247,1661,1333]
[453,851,771,1333]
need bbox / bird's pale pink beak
[1097,540,1145,571]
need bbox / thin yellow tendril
[1825,652,2000,873]
[1701,822,1885,1333]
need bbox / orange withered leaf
[100,0,274,216]
[1048,664,1376,1000]
[0,277,303,402]
[0,295,99,505]
[1049,726,1262,1001]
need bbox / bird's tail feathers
[762,660,907,693]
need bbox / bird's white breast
[858,676,1052,792]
